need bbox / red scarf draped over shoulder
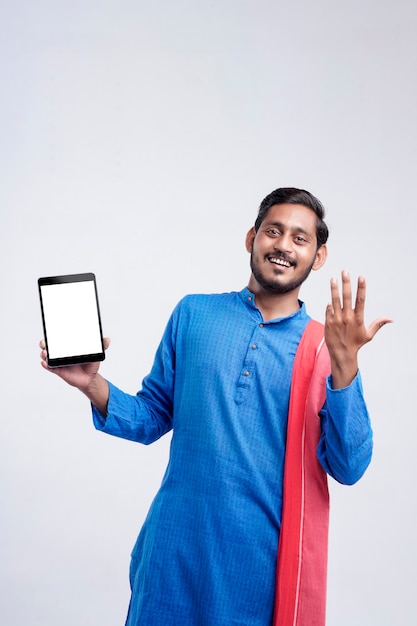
[273,320,331,626]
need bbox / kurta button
[251,344,257,349]
[259,323,264,328]
[244,371,250,376]
[247,296,252,301]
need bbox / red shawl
[273,320,331,626]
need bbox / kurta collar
[239,287,308,324]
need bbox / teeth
[269,257,291,267]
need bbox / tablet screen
[38,273,105,367]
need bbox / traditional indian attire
[92,288,372,626]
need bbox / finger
[40,358,52,371]
[354,275,366,320]
[330,277,341,313]
[366,317,394,341]
[324,302,334,323]
[341,270,352,311]
[39,339,46,349]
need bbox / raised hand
[324,271,393,389]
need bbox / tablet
[38,273,105,368]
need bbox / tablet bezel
[38,272,106,368]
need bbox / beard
[250,253,315,295]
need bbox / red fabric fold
[273,320,331,626]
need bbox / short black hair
[254,187,329,248]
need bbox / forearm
[318,373,373,484]
[91,303,177,443]
[92,381,173,444]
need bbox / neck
[247,277,301,321]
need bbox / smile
[267,256,293,268]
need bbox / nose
[274,232,293,254]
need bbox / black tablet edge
[38,272,96,287]
[46,352,106,368]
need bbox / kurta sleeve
[91,308,178,445]
[317,371,373,485]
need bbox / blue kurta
[92,288,372,626]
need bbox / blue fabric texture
[92,288,373,626]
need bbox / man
[40,187,391,626]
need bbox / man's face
[246,203,326,295]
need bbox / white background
[1,1,415,625]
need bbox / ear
[312,244,327,271]
[245,227,256,253]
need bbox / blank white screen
[41,280,102,359]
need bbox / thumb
[367,317,394,341]
[103,337,111,350]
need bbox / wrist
[82,372,105,397]
[330,354,358,389]
[82,374,109,413]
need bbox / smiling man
[40,187,392,626]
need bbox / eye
[294,235,308,244]
[266,228,280,237]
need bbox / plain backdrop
[1,1,416,624]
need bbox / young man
[40,187,391,626]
